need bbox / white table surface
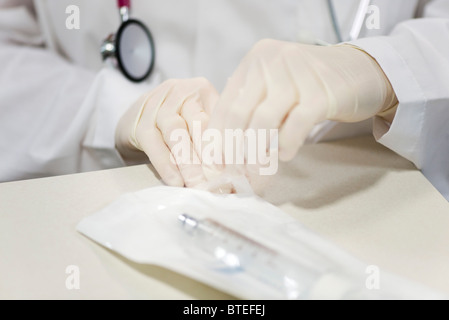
[1,136,448,299]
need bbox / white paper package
[76,186,445,300]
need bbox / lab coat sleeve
[350,1,449,200]
[77,68,154,173]
[0,3,153,182]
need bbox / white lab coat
[0,0,448,200]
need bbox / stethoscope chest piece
[101,1,155,82]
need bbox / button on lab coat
[0,0,448,200]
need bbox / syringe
[178,214,435,300]
[178,213,327,299]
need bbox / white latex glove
[115,78,219,188]
[209,40,398,162]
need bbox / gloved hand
[115,78,219,187]
[209,39,398,162]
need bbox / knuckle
[193,77,216,93]
[253,38,276,50]
[161,78,179,87]
[250,39,287,56]
[249,39,270,57]
[193,76,210,86]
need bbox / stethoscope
[327,0,372,43]
[101,0,155,83]
[101,0,370,83]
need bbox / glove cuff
[339,43,399,117]
[129,93,153,151]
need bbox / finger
[180,78,218,146]
[242,56,296,176]
[276,49,332,161]
[248,56,298,132]
[205,48,261,178]
[196,78,219,115]
[137,127,185,187]
[206,41,280,184]
[180,78,219,157]
[208,58,253,131]
[180,94,210,162]
[157,84,207,188]
[191,83,222,182]
[209,39,285,130]
[135,81,185,187]
[278,96,327,162]
[222,60,266,131]
[158,113,207,188]
[213,61,267,177]
[247,56,299,163]
[202,71,243,181]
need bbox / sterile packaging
[77,186,445,300]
